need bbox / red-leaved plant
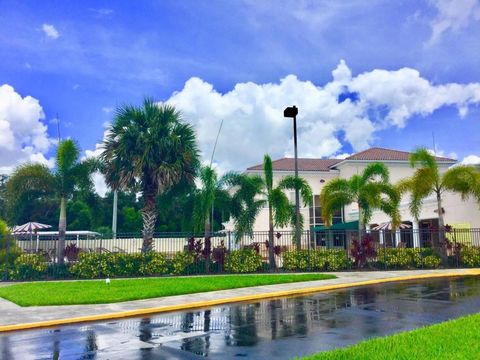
[350,234,377,268]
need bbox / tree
[320,162,400,231]
[193,165,231,272]
[100,99,200,252]
[398,148,480,258]
[262,155,312,267]
[55,139,95,263]
[223,172,265,241]
[4,140,94,263]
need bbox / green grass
[298,313,480,360]
[0,273,335,306]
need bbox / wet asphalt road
[1,276,480,360]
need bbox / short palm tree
[398,147,480,257]
[55,140,95,262]
[262,155,312,267]
[320,162,400,231]
[193,165,231,272]
[5,140,94,263]
[101,99,199,252]
[223,172,265,241]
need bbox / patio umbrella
[13,222,52,251]
[371,222,412,231]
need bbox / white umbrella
[13,222,52,251]
[371,222,412,231]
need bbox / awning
[311,220,359,231]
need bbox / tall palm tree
[262,154,312,266]
[320,162,400,231]
[193,165,231,272]
[101,99,199,252]
[398,147,480,257]
[55,139,95,263]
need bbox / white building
[228,147,479,247]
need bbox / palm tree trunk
[141,193,157,253]
[436,191,447,262]
[268,203,277,270]
[57,196,67,264]
[204,217,211,273]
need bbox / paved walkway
[0,269,479,330]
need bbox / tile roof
[343,147,456,162]
[246,158,342,172]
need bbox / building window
[309,195,343,227]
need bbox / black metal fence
[2,228,480,280]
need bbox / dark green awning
[311,220,359,231]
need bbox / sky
[1,0,480,195]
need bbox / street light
[284,105,301,250]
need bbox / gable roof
[343,147,456,162]
[246,158,342,172]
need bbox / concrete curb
[1,269,479,333]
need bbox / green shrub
[9,254,48,280]
[0,246,22,265]
[283,249,350,271]
[140,252,168,275]
[225,249,262,273]
[172,252,195,275]
[460,246,480,267]
[376,248,440,269]
[112,253,143,276]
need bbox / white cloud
[162,60,480,172]
[427,0,480,45]
[0,85,55,174]
[42,23,60,39]
[462,154,480,165]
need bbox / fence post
[307,230,311,272]
[383,234,387,270]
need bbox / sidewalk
[1,268,479,331]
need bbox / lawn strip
[0,274,335,306]
[298,312,480,360]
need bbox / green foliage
[171,251,195,275]
[225,249,262,273]
[70,252,170,278]
[460,246,480,267]
[320,162,400,229]
[9,254,48,280]
[283,250,351,271]
[376,248,441,269]
[139,252,168,275]
[299,313,480,360]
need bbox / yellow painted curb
[1,270,479,333]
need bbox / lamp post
[284,105,301,250]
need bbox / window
[309,195,343,227]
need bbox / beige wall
[227,160,480,232]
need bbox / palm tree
[193,165,231,272]
[55,139,95,263]
[223,172,265,241]
[262,155,312,266]
[5,140,94,263]
[398,147,480,257]
[101,99,199,252]
[224,155,312,269]
[320,162,400,231]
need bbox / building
[228,147,480,248]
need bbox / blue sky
[1,0,480,178]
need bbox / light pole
[284,105,301,250]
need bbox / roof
[343,147,456,162]
[246,158,342,172]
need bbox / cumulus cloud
[162,60,480,173]
[462,154,480,165]
[0,85,55,173]
[427,0,480,45]
[42,23,60,39]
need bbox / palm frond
[442,165,479,201]
[277,175,313,207]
